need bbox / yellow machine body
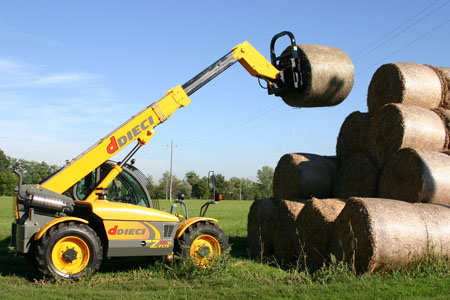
[13,38,283,265]
[34,217,89,240]
[175,217,218,239]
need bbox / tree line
[0,149,60,195]
[0,148,273,200]
[147,165,273,200]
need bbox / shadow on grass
[228,236,248,258]
[0,237,38,281]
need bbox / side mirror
[208,177,215,191]
[208,171,215,191]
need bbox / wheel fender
[175,217,218,239]
[34,217,89,240]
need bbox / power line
[370,18,450,68]
[354,0,449,61]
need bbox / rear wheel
[176,222,228,267]
[35,222,103,280]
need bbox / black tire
[175,222,228,267]
[34,221,103,280]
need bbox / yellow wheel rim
[189,234,221,267]
[51,236,90,275]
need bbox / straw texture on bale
[280,44,354,108]
[428,66,450,107]
[370,104,447,166]
[273,153,336,200]
[379,149,450,205]
[367,63,445,113]
[273,199,306,262]
[332,197,450,274]
[336,111,372,162]
[333,153,378,198]
[296,198,346,271]
[247,198,276,259]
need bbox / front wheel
[175,222,228,267]
[35,222,103,280]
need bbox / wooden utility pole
[169,140,173,202]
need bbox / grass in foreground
[0,196,448,299]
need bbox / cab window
[74,167,150,208]
[108,171,149,207]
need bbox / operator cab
[72,160,157,209]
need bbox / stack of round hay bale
[334,62,450,205]
[248,151,348,270]
[247,61,450,274]
[332,62,450,272]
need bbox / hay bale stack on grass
[367,63,446,113]
[332,197,450,274]
[273,199,306,263]
[281,44,354,108]
[333,153,378,198]
[336,111,373,162]
[296,198,346,271]
[379,149,450,205]
[247,198,276,259]
[369,104,447,166]
[273,153,336,200]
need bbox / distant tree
[214,173,226,192]
[0,149,9,171]
[185,171,206,199]
[156,171,192,200]
[227,177,242,200]
[196,176,210,199]
[0,171,17,195]
[256,166,274,198]
[185,171,200,187]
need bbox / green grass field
[0,196,448,299]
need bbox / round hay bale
[370,104,446,166]
[273,199,306,263]
[247,198,276,259]
[333,153,378,198]
[336,111,373,162]
[273,153,336,200]
[416,202,450,254]
[379,149,450,205]
[296,198,346,271]
[331,197,450,274]
[280,44,354,108]
[367,62,444,113]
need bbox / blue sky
[0,1,449,181]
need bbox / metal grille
[164,224,175,238]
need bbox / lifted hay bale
[297,198,346,271]
[273,199,306,263]
[333,153,378,198]
[273,153,336,200]
[332,197,450,274]
[367,62,445,113]
[247,198,276,259]
[369,104,447,166]
[379,149,450,205]
[281,44,354,108]
[336,111,373,162]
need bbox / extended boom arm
[40,41,282,198]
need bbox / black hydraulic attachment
[268,31,303,97]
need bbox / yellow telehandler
[9,31,351,279]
